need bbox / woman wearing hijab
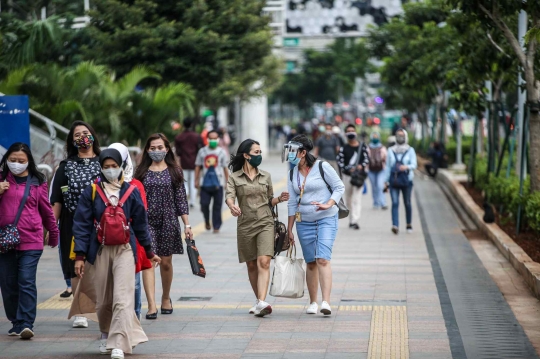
[72,149,161,359]
[367,132,388,210]
[108,143,153,320]
[384,129,417,234]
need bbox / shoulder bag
[349,143,367,188]
[0,176,32,253]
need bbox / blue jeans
[368,170,387,208]
[390,183,413,227]
[135,272,141,318]
[200,186,224,230]
[296,214,338,263]
[0,250,42,330]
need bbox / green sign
[286,61,297,73]
[283,38,300,47]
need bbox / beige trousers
[94,244,147,353]
[343,174,363,225]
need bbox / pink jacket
[0,172,59,250]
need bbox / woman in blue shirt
[385,129,417,234]
[286,135,345,317]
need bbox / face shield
[282,141,304,163]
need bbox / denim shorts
[296,214,338,263]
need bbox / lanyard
[296,166,311,208]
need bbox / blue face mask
[288,152,300,166]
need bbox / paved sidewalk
[0,156,536,358]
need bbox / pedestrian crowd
[0,117,416,358]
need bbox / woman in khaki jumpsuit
[226,139,289,317]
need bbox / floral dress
[143,168,189,256]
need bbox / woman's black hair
[134,133,185,186]
[0,142,45,184]
[65,120,102,159]
[291,134,317,168]
[229,139,260,173]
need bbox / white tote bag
[269,245,305,299]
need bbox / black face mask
[346,133,357,140]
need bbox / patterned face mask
[74,134,94,150]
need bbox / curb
[437,169,540,300]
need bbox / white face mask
[7,161,28,175]
[101,167,123,182]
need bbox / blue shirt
[288,161,345,222]
[384,147,418,183]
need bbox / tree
[272,38,370,110]
[83,0,279,107]
[446,0,540,191]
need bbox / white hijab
[108,143,133,182]
[390,129,411,154]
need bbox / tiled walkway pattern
[0,158,451,358]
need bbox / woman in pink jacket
[0,143,59,340]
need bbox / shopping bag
[186,238,206,278]
[269,245,305,299]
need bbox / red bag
[95,184,136,246]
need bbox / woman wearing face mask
[0,143,59,339]
[226,139,289,317]
[367,132,388,210]
[72,149,161,359]
[108,143,153,320]
[337,124,370,230]
[50,120,102,329]
[286,135,344,316]
[384,129,417,234]
[134,134,192,320]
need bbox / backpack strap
[318,161,333,194]
[94,184,111,206]
[289,168,294,182]
[118,185,136,207]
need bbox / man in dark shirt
[314,123,340,174]
[337,124,370,230]
[175,117,203,207]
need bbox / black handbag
[186,238,206,278]
[270,201,289,257]
[349,143,367,188]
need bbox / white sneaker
[73,316,88,328]
[111,349,124,359]
[249,300,259,314]
[254,300,272,317]
[19,328,34,340]
[306,302,318,314]
[320,301,332,316]
[99,339,111,355]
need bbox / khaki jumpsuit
[226,169,275,263]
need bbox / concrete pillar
[241,94,269,155]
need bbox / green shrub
[525,192,540,233]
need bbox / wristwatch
[185,225,192,228]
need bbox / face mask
[396,136,406,145]
[74,134,94,150]
[319,126,325,132]
[209,139,219,149]
[7,161,28,175]
[326,130,333,136]
[346,133,357,140]
[371,138,380,144]
[248,154,262,168]
[288,152,301,166]
[148,150,167,162]
[102,167,122,182]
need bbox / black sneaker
[8,327,21,336]
[391,226,399,234]
[351,224,360,230]
[381,206,389,210]
[60,290,72,298]
[406,225,413,234]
